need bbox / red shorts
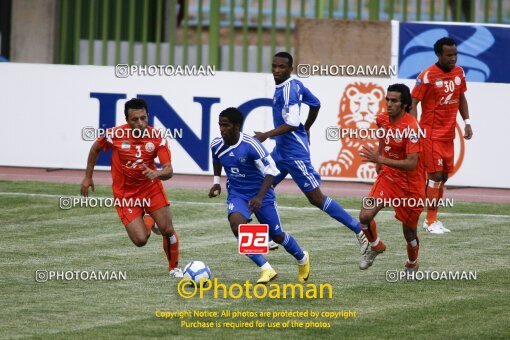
[115,182,169,226]
[423,139,454,173]
[368,175,424,228]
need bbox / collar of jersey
[274,76,295,88]
[224,132,244,149]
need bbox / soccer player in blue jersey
[209,107,310,284]
[254,52,369,255]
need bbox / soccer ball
[183,261,212,286]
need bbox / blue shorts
[271,155,322,193]
[227,196,284,237]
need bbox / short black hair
[219,107,244,127]
[273,51,293,66]
[387,83,412,112]
[124,98,148,118]
[434,37,456,55]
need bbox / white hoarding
[1,63,508,188]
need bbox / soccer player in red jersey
[358,84,425,272]
[411,37,473,234]
[80,98,182,277]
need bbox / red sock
[406,238,420,262]
[438,182,445,201]
[362,220,379,243]
[163,232,179,270]
[426,180,440,225]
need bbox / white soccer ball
[183,261,212,286]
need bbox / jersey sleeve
[210,138,221,164]
[375,114,384,129]
[460,67,467,93]
[282,82,302,127]
[156,138,172,164]
[411,70,431,100]
[97,130,113,152]
[246,137,280,177]
[300,84,321,107]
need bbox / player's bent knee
[229,223,239,237]
[271,233,284,244]
[402,226,417,241]
[428,172,443,183]
[308,197,322,208]
[359,210,374,225]
[132,237,148,247]
[157,224,174,235]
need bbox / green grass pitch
[1,180,509,339]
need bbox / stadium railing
[58,0,509,71]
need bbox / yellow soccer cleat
[256,268,277,284]
[298,251,310,282]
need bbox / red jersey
[411,64,466,141]
[376,113,425,195]
[97,124,172,198]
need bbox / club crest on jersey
[435,79,443,88]
[238,157,247,163]
[454,76,461,86]
[121,141,130,150]
[145,142,155,152]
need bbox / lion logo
[319,82,385,179]
[319,81,465,180]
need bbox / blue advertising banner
[398,22,510,83]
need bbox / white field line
[1,191,509,219]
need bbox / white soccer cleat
[356,232,369,255]
[422,220,429,230]
[424,221,444,234]
[359,243,386,270]
[435,220,451,233]
[268,240,279,251]
[169,268,183,278]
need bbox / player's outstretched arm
[375,140,383,174]
[208,162,222,198]
[158,163,173,180]
[81,141,101,197]
[459,93,473,140]
[142,163,173,181]
[254,124,297,143]
[304,105,320,131]
[360,145,419,171]
[304,105,320,145]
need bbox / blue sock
[280,232,305,261]
[246,254,267,267]
[322,196,361,233]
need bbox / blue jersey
[272,77,321,161]
[211,133,279,201]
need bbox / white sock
[168,234,177,244]
[409,239,418,247]
[407,259,416,265]
[261,262,273,271]
[369,237,380,247]
[297,253,308,265]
